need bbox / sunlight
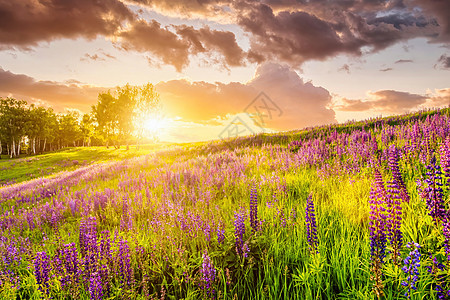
[143,116,169,136]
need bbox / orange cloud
[0,68,105,112]
[157,63,336,131]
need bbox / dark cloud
[236,2,439,66]
[412,0,450,41]
[0,0,448,70]
[337,90,428,113]
[435,54,450,70]
[0,67,104,112]
[0,0,134,48]
[118,20,247,71]
[157,63,336,130]
[176,25,246,67]
[118,20,191,72]
[237,5,361,65]
[395,59,413,63]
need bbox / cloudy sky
[0,0,449,142]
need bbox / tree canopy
[0,83,160,157]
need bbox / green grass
[0,143,179,185]
[1,109,449,299]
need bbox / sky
[0,0,449,142]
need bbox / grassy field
[0,143,179,186]
[0,109,449,299]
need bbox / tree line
[0,83,160,158]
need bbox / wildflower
[79,217,97,257]
[60,243,79,287]
[249,188,258,233]
[234,211,245,255]
[305,193,318,254]
[385,179,403,265]
[427,255,448,300]
[117,239,132,287]
[369,169,387,299]
[443,218,450,262]
[34,251,51,293]
[217,227,225,244]
[421,155,446,224]
[200,251,216,297]
[401,242,421,299]
[89,271,103,300]
[439,137,450,188]
[388,145,409,202]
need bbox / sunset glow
[0,1,448,142]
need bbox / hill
[0,108,449,299]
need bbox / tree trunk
[0,140,2,159]
[43,139,47,153]
[17,139,21,156]
[33,137,36,155]
[10,139,15,158]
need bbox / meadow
[0,108,449,299]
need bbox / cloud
[175,25,246,67]
[337,90,430,113]
[0,67,105,112]
[395,59,413,63]
[424,88,450,108]
[435,54,450,70]
[1,0,448,70]
[157,63,336,131]
[0,0,134,48]
[118,21,247,71]
[412,0,450,42]
[235,2,439,66]
[380,67,393,72]
[338,64,351,73]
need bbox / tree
[80,113,95,147]
[0,97,28,158]
[93,83,160,149]
[93,92,121,148]
[131,83,160,150]
[58,111,81,148]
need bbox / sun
[143,117,169,136]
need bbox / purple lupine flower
[443,217,450,262]
[385,180,403,265]
[89,271,103,300]
[421,155,446,224]
[388,145,410,202]
[60,243,79,287]
[401,242,421,299]
[217,227,225,244]
[83,232,99,279]
[427,255,448,300]
[79,217,97,257]
[234,211,245,255]
[249,188,258,233]
[34,251,51,293]
[305,193,318,254]
[369,169,388,298]
[200,250,216,297]
[440,137,450,188]
[117,239,132,287]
